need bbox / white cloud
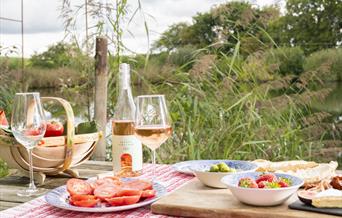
[0,0,281,57]
[0,0,64,34]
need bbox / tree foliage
[153,23,189,52]
[30,42,89,68]
[265,46,305,76]
[30,42,82,68]
[154,1,280,54]
[269,0,342,54]
[155,0,341,55]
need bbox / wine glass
[11,92,46,196]
[134,95,172,180]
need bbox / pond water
[33,88,94,125]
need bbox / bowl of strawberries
[221,172,303,206]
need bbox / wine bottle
[112,63,142,177]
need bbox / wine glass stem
[152,149,156,180]
[27,148,36,191]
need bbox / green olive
[209,165,219,172]
[217,162,228,171]
[220,165,230,172]
[228,168,236,172]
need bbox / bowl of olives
[191,160,258,188]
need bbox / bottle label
[112,135,142,172]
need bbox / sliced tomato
[96,177,122,187]
[72,199,99,207]
[117,189,142,197]
[105,195,141,206]
[104,176,121,181]
[141,189,156,198]
[105,197,124,206]
[70,194,96,203]
[67,179,92,196]
[94,184,121,200]
[123,195,141,205]
[122,180,153,191]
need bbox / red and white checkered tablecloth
[0,164,193,218]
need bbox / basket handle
[41,97,75,171]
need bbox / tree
[154,1,280,54]
[269,0,342,54]
[152,23,189,52]
[30,42,81,68]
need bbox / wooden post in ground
[93,37,108,161]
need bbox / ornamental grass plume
[189,55,216,80]
[301,112,332,127]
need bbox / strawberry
[278,180,289,188]
[238,178,258,188]
[257,181,267,188]
[255,174,277,184]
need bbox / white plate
[172,160,237,175]
[45,180,167,212]
[172,160,200,175]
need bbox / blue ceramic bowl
[221,172,304,206]
[190,160,258,188]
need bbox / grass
[152,65,309,164]
[105,45,340,165]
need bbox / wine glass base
[17,187,46,197]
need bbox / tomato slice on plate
[67,179,93,196]
[96,177,122,187]
[141,189,156,198]
[122,180,153,191]
[123,195,141,205]
[105,197,124,206]
[117,189,142,197]
[72,199,99,207]
[94,184,121,200]
[105,195,141,206]
[70,194,96,203]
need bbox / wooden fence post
[93,37,108,161]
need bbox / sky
[0,0,281,57]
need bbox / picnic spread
[0,160,341,218]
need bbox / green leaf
[75,121,98,134]
[279,177,292,186]
[0,158,9,178]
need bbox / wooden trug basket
[0,97,102,184]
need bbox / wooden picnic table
[0,160,112,211]
[1,161,341,217]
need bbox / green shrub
[29,42,82,69]
[150,52,169,66]
[0,58,19,113]
[168,46,197,68]
[25,67,85,89]
[304,48,342,81]
[265,46,305,76]
[242,51,275,81]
